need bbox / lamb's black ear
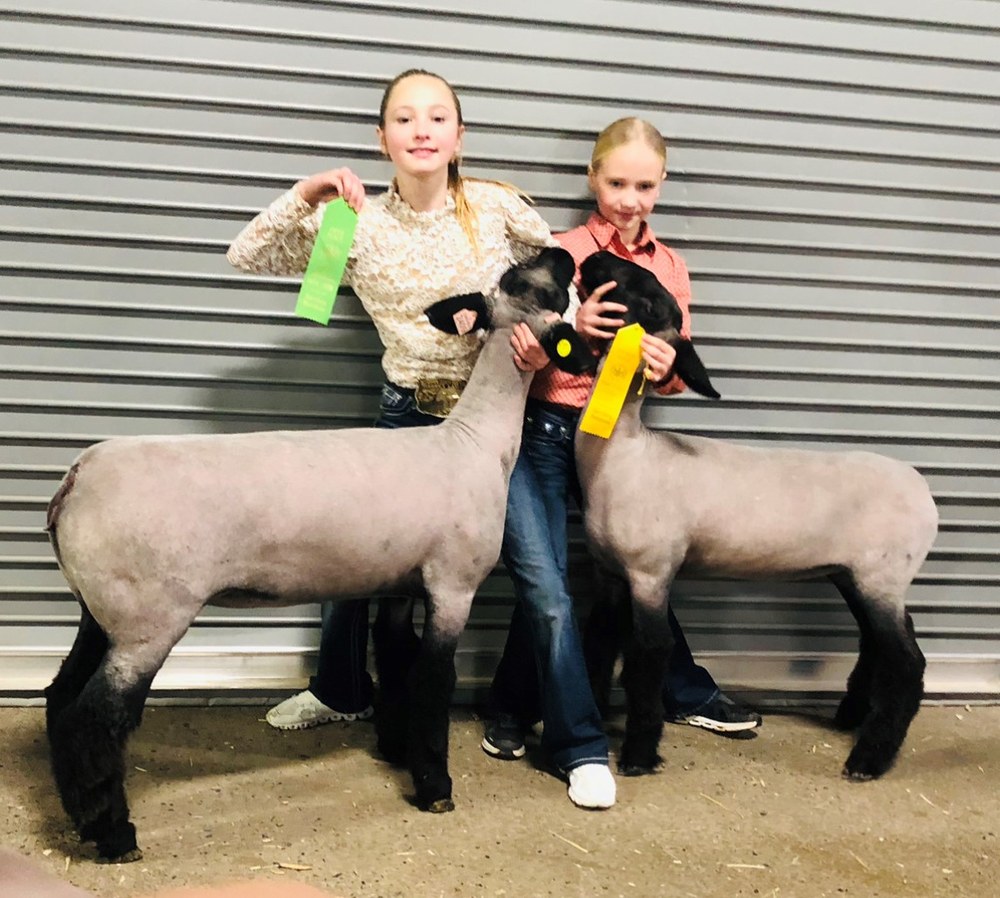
[672,340,721,399]
[425,293,492,334]
[537,246,577,292]
[579,251,618,294]
[539,321,597,375]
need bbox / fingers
[576,280,630,339]
[586,280,620,303]
[640,334,677,383]
[296,168,367,211]
[335,170,367,212]
[510,323,549,371]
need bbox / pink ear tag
[453,308,477,335]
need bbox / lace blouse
[227,180,557,387]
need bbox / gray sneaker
[265,690,374,731]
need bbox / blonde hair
[379,69,529,256]
[588,117,667,177]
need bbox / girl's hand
[511,321,552,372]
[641,333,677,384]
[295,168,366,212]
[576,280,628,340]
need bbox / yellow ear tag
[556,338,572,358]
[579,323,645,439]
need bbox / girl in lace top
[226,72,554,389]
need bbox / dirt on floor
[0,704,997,898]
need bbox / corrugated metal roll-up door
[1,0,997,703]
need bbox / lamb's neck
[445,327,532,465]
[575,383,651,488]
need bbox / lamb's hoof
[93,820,140,863]
[617,762,660,777]
[617,749,662,777]
[97,847,144,864]
[842,743,894,781]
[425,797,455,813]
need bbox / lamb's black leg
[45,604,107,726]
[843,608,924,780]
[618,596,672,776]
[407,607,461,813]
[49,657,154,863]
[830,573,874,730]
[372,595,419,766]
[834,632,875,731]
[583,570,632,719]
[46,606,113,841]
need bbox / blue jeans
[309,383,442,713]
[490,399,720,742]
[493,402,608,772]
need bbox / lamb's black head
[423,247,592,374]
[579,250,720,400]
[497,246,576,320]
[579,251,681,333]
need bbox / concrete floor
[1,704,997,897]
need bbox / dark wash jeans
[308,383,440,713]
[489,399,720,748]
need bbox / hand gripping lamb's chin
[574,249,935,786]
[43,247,587,864]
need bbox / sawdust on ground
[1,705,998,897]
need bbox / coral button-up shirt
[529,212,694,409]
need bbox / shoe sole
[267,717,331,731]
[480,737,526,760]
[672,714,761,733]
[267,708,374,731]
[567,791,615,810]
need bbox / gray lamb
[43,247,587,863]
[576,251,936,782]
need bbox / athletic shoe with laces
[567,763,616,809]
[480,712,527,760]
[666,693,762,734]
[265,689,374,731]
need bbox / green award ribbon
[294,198,358,325]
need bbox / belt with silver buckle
[414,377,466,418]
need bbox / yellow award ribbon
[579,323,646,438]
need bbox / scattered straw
[699,792,744,818]
[550,831,590,854]
[919,793,950,815]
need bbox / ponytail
[449,158,480,257]
[450,159,535,259]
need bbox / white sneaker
[567,763,616,809]
[265,690,374,731]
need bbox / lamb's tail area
[46,460,81,569]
